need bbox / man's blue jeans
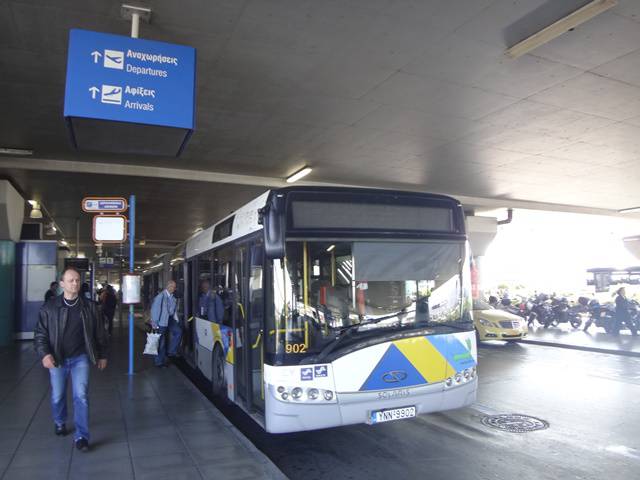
[49,354,90,441]
[155,319,182,366]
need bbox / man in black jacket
[34,267,109,452]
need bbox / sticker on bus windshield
[314,365,328,377]
[301,368,313,381]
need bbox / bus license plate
[369,406,416,424]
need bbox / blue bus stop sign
[64,29,196,156]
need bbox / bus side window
[196,253,213,319]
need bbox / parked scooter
[498,297,526,318]
[531,294,554,328]
[549,296,583,329]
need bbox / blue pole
[128,195,135,375]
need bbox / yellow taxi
[473,299,528,342]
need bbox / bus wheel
[211,345,226,398]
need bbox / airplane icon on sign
[100,85,122,105]
[103,50,124,70]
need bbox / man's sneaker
[54,424,67,436]
[75,438,89,452]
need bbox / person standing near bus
[150,280,181,367]
[199,280,225,323]
[34,267,109,452]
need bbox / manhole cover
[481,414,549,433]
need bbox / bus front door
[234,243,265,414]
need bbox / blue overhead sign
[82,197,128,213]
[64,29,196,130]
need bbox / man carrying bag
[150,280,181,367]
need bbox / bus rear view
[261,188,477,433]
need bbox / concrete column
[0,181,24,345]
[0,180,24,242]
[466,216,498,299]
[623,235,640,260]
[0,241,16,346]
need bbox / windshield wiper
[304,309,412,364]
[340,309,414,333]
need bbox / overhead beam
[506,0,618,59]
[0,156,624,217]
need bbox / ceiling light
[326,244,335,252]
[29,201,43,219]
[505,0,618,59]
[60,239,68,246]
[138,239,146,246]
[0,148,33,156]
[286,166,312,183]
[618,207,640,214]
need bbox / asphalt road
[181,342,640,480]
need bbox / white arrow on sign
[91,51,102,63]
[89,86,100,99]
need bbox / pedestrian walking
[34,267,109,452]
[614,287,638,335]
[99,284,118,335]
[44,281,58,303]
[150,280,182,367]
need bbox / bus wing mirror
[260,196,285,259]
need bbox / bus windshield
[267,240,471,364]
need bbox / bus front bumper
[264,378,477,433]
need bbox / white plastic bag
[143,331,161,356]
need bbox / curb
[170,363,288,480]
[518,338,640,358]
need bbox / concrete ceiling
[0,168,266,259]
[2,0,640,254]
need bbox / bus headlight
[463,369,471,380]
[277,386,285,394]
[323,390,334,401]
[281,392,289,400]
[307,388,319,400]
[455,373,462,383]
[291,387,303,400]
[445,377,453,387]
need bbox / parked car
[473,299,528,342]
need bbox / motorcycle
[530,294,554,328]
[589,299,639,335]
[550,296,583,329]
[497,297,527,319]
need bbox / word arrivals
[125,100,153,111]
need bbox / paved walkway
[0,320,287,480]
[520,324,640,357]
